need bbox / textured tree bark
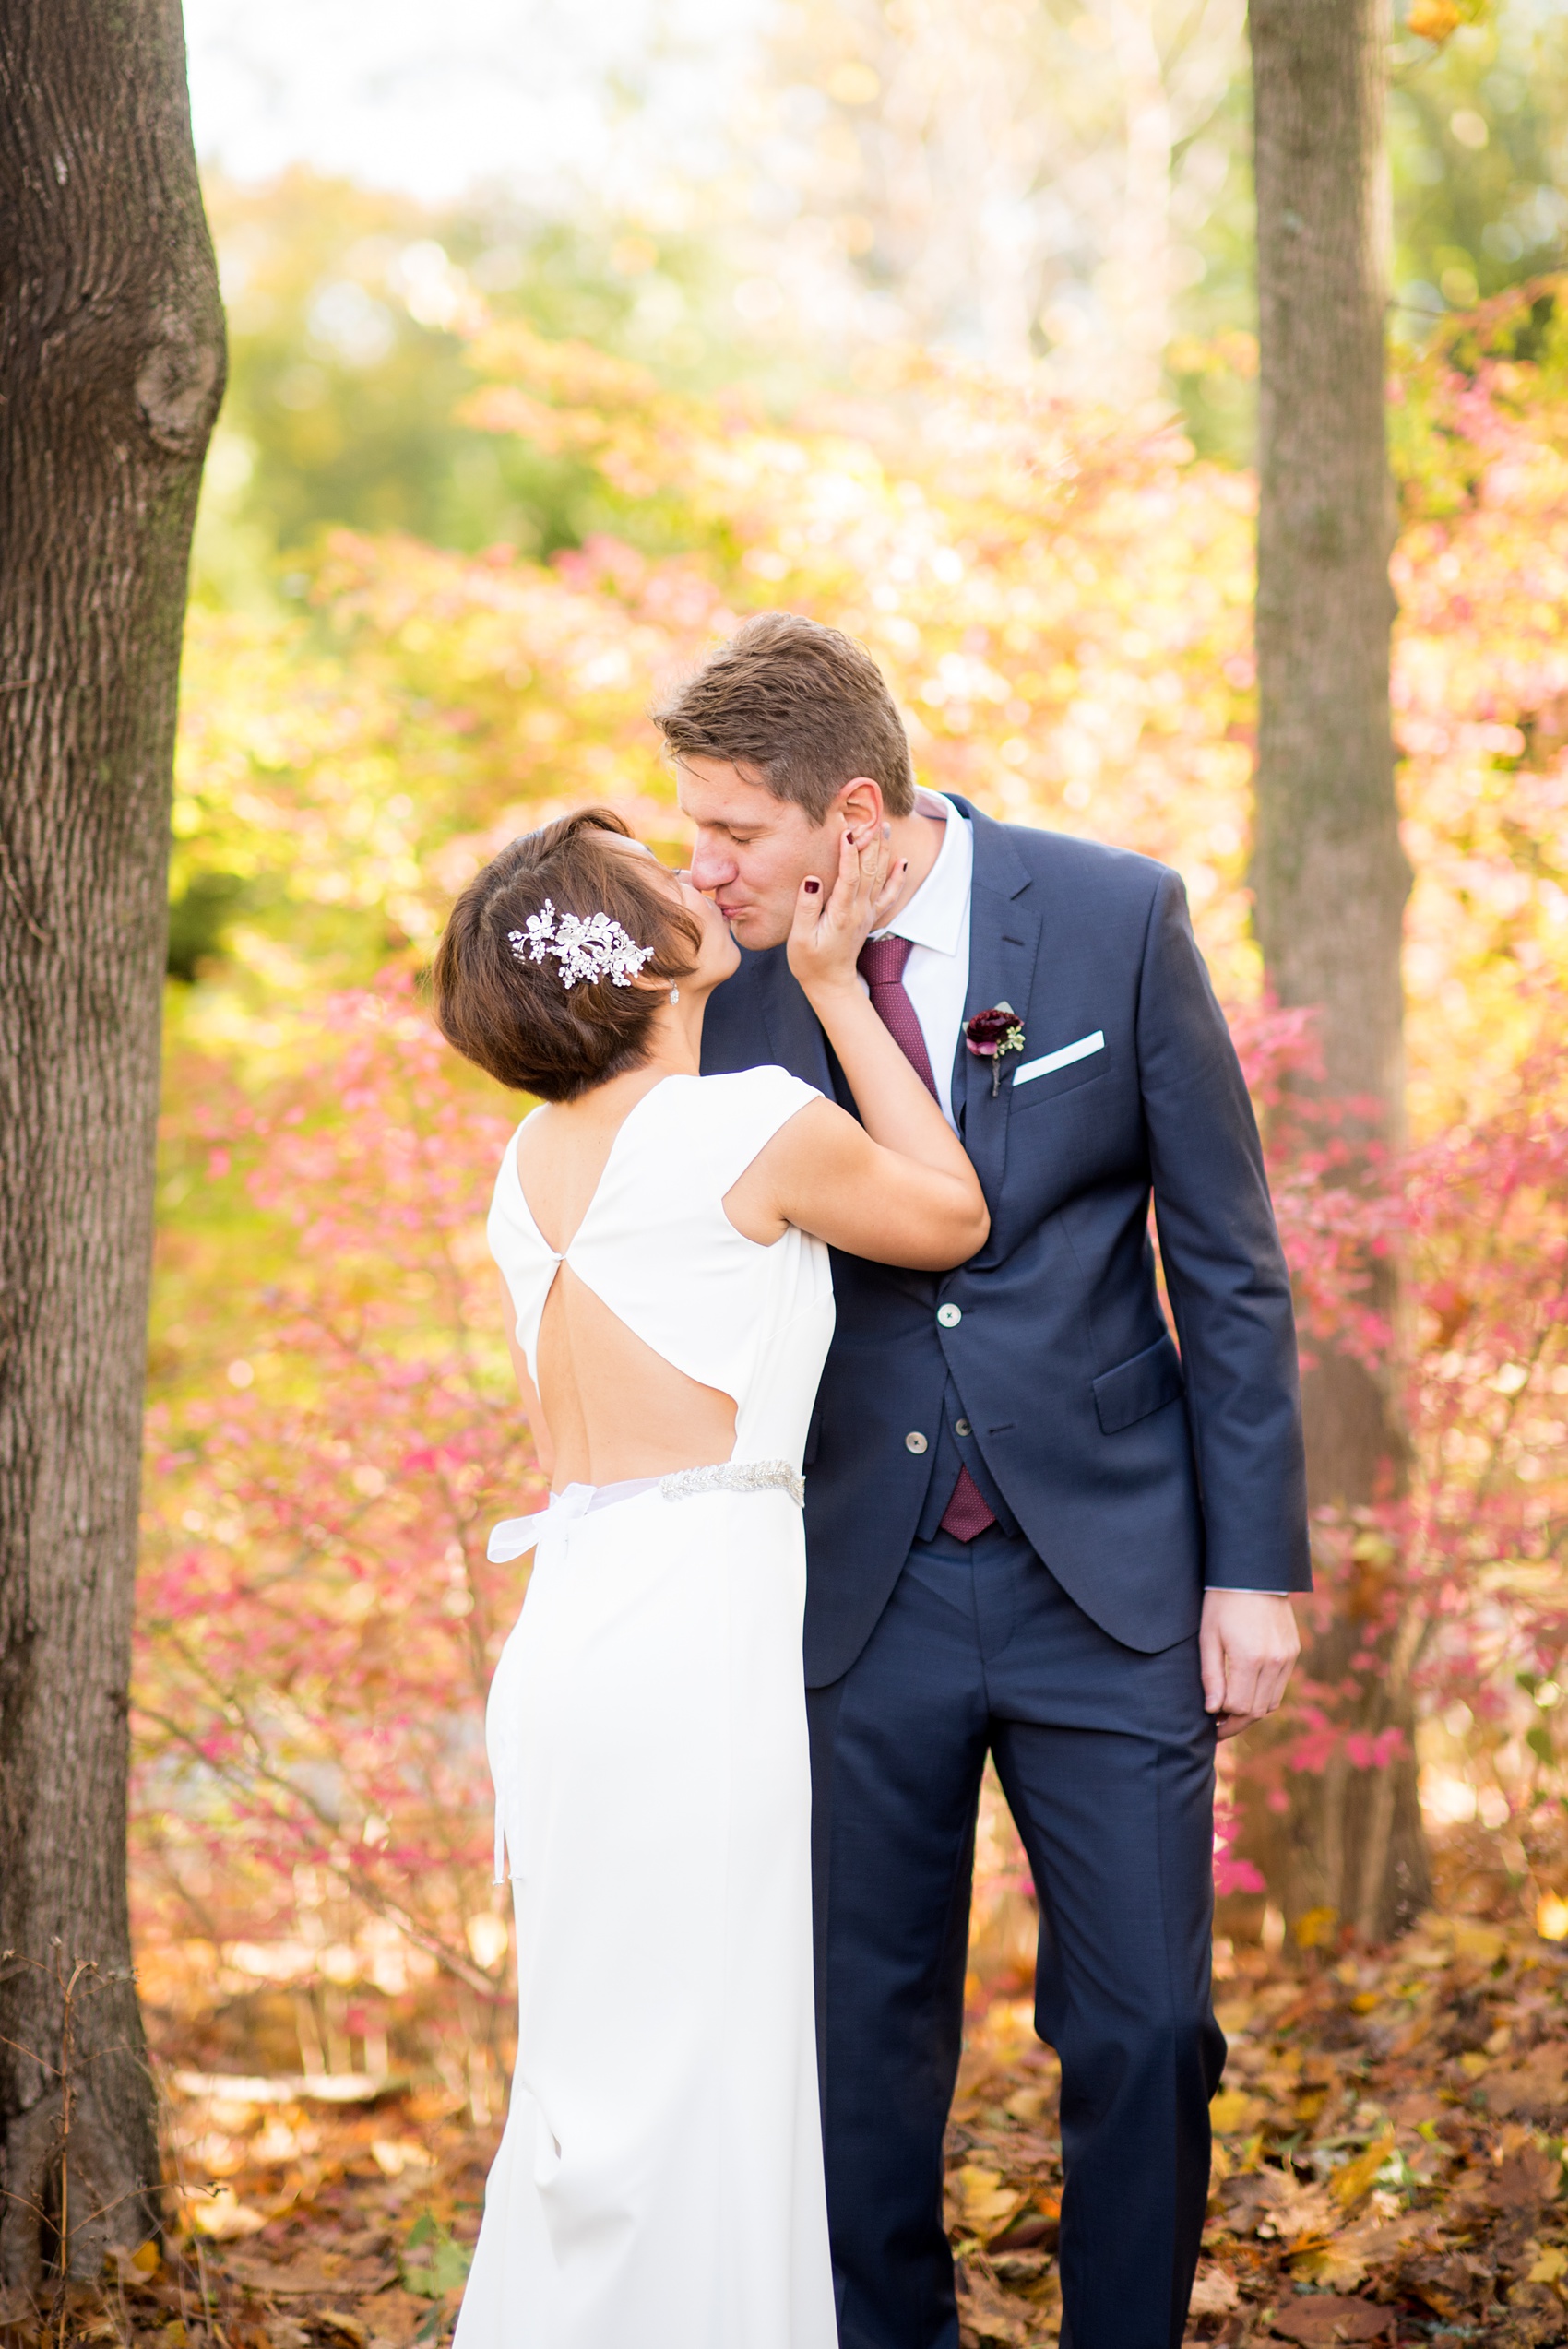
[1245,0,1430,1945]
[0,0,223,2284]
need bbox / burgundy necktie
[856,933,997,1543]
[856,934,938,1098]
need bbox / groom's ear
[833,776,885,839]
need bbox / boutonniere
[965,1002,1026,1097]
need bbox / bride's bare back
[529,1269,738,1487]
[506,1076,741,1486]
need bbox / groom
[661,613,1308,2349]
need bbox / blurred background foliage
[192,0,1568,617]
[140,0,1568,2106]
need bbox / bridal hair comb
[508,899,656,991]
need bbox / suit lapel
[949,801,1041,1217]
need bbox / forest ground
[6,1824,1568,2349]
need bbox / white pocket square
[1012,1030,1105,1087]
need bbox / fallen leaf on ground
[956,2263,1030,2346]
[1485,2046,1568,2118]
[1267,2295,1391,2343]
[1495,2143,1561,2211]
[953,2164,1027,2241]
[1210,2087,1269,2134]
[371,2136,434,2177]
[1291,2212,1426,2290]
[1187,2265,1240,2315]
[359,2287,429,2345]
[1250,2168,1339,2248]
[222,2252,396,2296]
[1331,2130,1396,2210]
[172,2070,407,2105]
[317,2316,370,2347]
[185,2187,267,2239]
[1399,2248,1493,2319]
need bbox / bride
[433,805,987,2348]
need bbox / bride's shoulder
[660,1066,825,1173]
[686,1065,823,1127]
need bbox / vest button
[905,1430,929,1454]
[955,1418,972,1438]
[937,1302,962,1329]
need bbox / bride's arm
[726,828,990,1270]
[742,1097,988,1269]
[786,826,978,1185]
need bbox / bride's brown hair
[433,809,702,1101]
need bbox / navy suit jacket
[701,801,1311,1686]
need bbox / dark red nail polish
[803,878,821,895]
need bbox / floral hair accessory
[965,1002,1026,1097]
[508,899,656,991]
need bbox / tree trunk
[1246,0,1431,1942]
[0,0,223,2286]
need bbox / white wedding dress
[453,1068,839,2349]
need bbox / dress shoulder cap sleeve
[687,1066,822,1196]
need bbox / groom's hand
[1200,1590,1300,1741]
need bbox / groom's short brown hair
[653,612,915,822]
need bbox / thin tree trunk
[1245,0,1431,1942]
[0,0,223,2285]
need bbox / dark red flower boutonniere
[965,1002,1026,1097]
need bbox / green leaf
[429,2238,473,2295]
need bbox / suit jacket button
[937,1302,962,1328]
[905,1430,929,1454]
[955,1418,972,1438]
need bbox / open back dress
[452,1067,838,2349]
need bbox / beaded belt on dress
[487,1460,804,1562]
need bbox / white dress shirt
[867,789,973,1133]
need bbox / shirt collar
[878,789,972,956]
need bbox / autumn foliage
[138,282,1568,2116]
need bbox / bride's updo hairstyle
[434,808,701,1102]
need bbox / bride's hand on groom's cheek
[786,822,903,993]
[1199,1589,1301,1741]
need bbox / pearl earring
[669,984,680,1004]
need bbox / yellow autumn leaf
[1460,2051,1491,2078]
[1331,2129,1397,2209]
[1452,1922,1507,1966]
[1210,2088,1267,2135]
[1407,0,1463,39]
[954,2165,1025,2239]
[1293,1905,1338,1952]
[1529,2245,1568,2284]
[1292,2239,1370,2290]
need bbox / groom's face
[677,754,869,951]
